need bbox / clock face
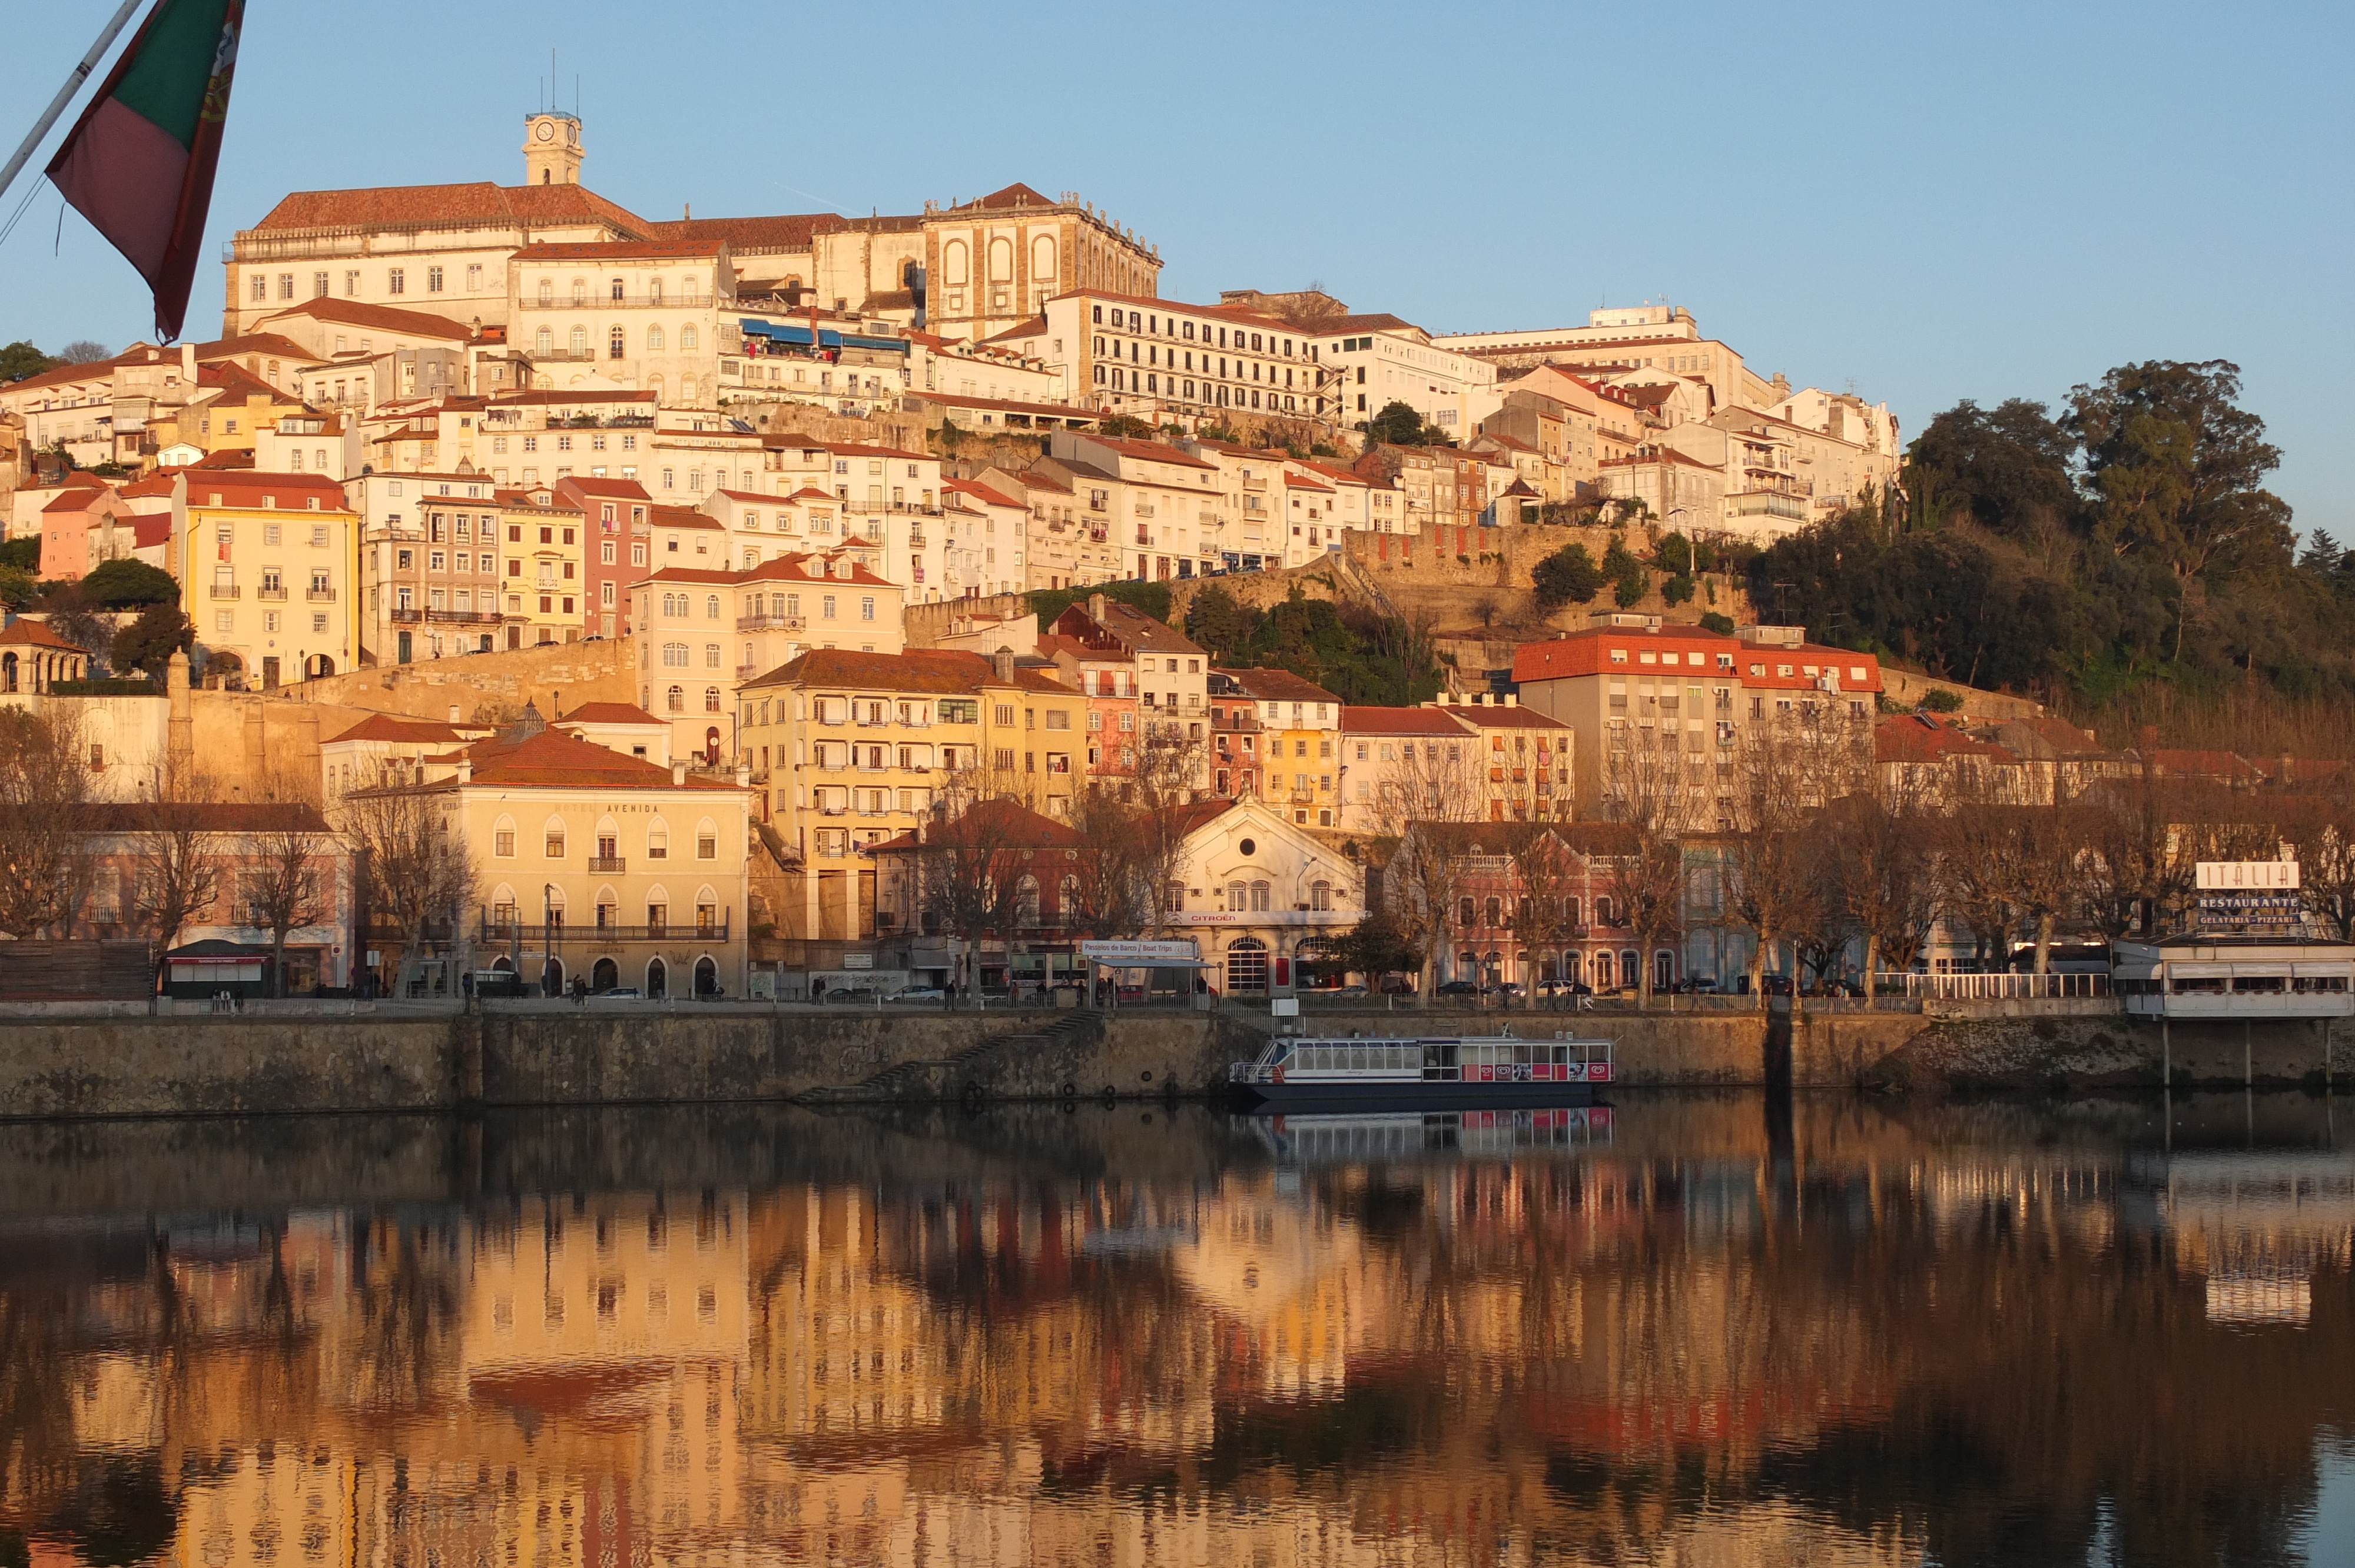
[535,121,554,142]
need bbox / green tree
[2067,359,2294,656]
[1531,542,1604,610]
[1656,531,1693,574]
[1362,400,1430,447]
[1026,579,1172,627]
[1699,611,1736,635]
[0,566,33,612]
[0,341,54,383]
[0,538,38,572]
[1097,414,1155,439]
[82,559,178,609]
[1601,532,1639,580]
[1905,397,2079,536]
[1660,573,1695,607]
[1613,570,1649,609]
[111,603,195,682]
[1182,583,1254,663]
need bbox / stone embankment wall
[0,1003,1940,1120]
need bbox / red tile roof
[323,714,477,746]
[459,728,741,791]
[1875,715,2019,766]
[185,473,353,510]
[0,619,85,653]
[250,181,652,237]
[867,796,1083,854]
[1341,706,1474,737]
[556,702,666,727]
[1430,703,1571,732]
[645,212,838,251]
[84,801,332,833]
[258,297,475,340]
[943,477,1021,509]
[956,183,1060,211]
[1089,435,1214,470]
[1217,667,1342,706]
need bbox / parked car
[823,985,881,1003]
[1435,979,1484,998]
[589,986,642,1000]
[1321,983,1370,998]
[1491,981,1525,1000]
[886,986,946,1004]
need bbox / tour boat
[1227,1032,1613,1111]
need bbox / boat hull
[1232,1078,1605,1112]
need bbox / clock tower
[522,112,582,187]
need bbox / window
[387,267,404,295]
[545,828,565,858]
[426,265,443,293]
[494,828,515,857]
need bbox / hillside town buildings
[0,111,1956,1001]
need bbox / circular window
[1238,838,1256,857]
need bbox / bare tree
[0,707,94,938]
[1723,718,1836,1004]
[1501,823,1580,1009]
[1822,775,1938,999]
[1130,723,1209,937]
[242,820,329,996]
[1602,730,1691,1009]
[913,801,1030,1008]
[1064,788,1156,940]
[2281,776,2355,940]
[128,774,224,955]
[338,764,472,998]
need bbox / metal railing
[477,917,729,944]
[587,856,626,873]
[208,584,240,600]
[1884,971,2110,1000]
[256,586,288,602]
[308,587,337,602]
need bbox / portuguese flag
[47,0,245,343]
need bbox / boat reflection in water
[1251,1103,1613,1166]
[0,1092,2350,1567]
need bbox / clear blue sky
[3,1,2349,536]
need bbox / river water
[1,1092,2350,1568]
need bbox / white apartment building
[1037,431,1223,582]
[509,240,733,404]
[630,550,907,763]
[998,291,1321,426]
[1309,313,1497,437]
[1436,305,1780,420]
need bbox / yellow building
[1212,666,1344,826]
[363,721,752,996]
[494,483,590,646]
[738,647,1085,940]
[170,470,359,686]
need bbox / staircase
[796,1013,1100,1105]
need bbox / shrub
[1661,573,1696,606]
[1921,687,1965,713]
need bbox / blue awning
[739,320,908,356]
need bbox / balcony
[389,607,422,623]
[586,856,627,873]
[737,613,806,633]
[208,583,240,600]
[256,585,288,602]
[478,916,729,944]
[427,608,502,624]
[308,587,337,602]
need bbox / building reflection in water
[0,1094,2350,1567]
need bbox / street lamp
[543,882,560,996]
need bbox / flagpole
[0,0,144,210]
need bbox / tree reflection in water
[0,1092,2347,1567]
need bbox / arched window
[534,327,552,356]
[568,325,587,357]
[609,277,625,301]
[705,594,720,619]
[695,818,718,859]
[1016,875,1040,927]
[1457,897,1476,928]
[666,685,684,712]
[646,818,669,860]
[536,280,553,305]
[1250,881,1271,912]
[1485,896,1504,928]
[570,278,586,305]
[679,325,697,352]
[704,687,721,712]
[1225,938,1268,994]
[988,236,1013,283]
[943,241,969,287]
[679,374,696,402]
[1031,234,1056,288]
[1058,875,1079,920]
[1564,896,1581,928]
[542,815,568,859]
[646,324,665,353]
[648,278,664,305]
[1595,895,1615,926]
[608,326,626,360]
[645,956,668,999]
[492,814,517,858]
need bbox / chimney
[993,646,1015,683]
[672,759,688,785]
[1087,593,1107,624]
[1504,693,1518,707]
[180,341,196,381]
[457,755,473,783]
